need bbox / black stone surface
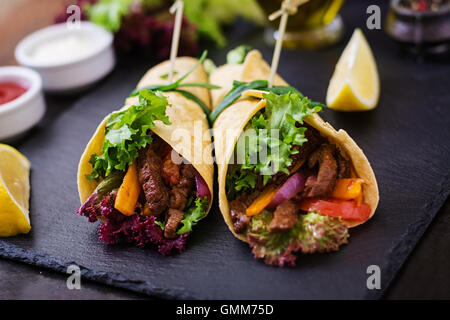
[1,0,449,299]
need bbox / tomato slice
[299,198,371,222]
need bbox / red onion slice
[195,173,211,199]
[267,172,306,210]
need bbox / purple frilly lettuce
[77,192,188,255]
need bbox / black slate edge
[0,242,199,300]
[368,173,450,299]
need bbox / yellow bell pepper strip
[356,191,364,206]
[246,185,278,216]
[114,162,140,216]
[331,178,364,200]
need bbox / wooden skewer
[168,0,184,83]
[269,0,309,21]
[268,0,309,87]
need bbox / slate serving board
[1,0,449,299]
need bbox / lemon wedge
[326,28,380,111]
[0,144,31,237]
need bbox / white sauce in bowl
[29,34,99,64]
[15,22,115,91]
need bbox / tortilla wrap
[211,50,379,241]
[77,57,214,213]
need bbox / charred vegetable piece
[77,171,125,223]
[95,171,125,198]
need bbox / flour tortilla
[211,50,379,241]
[77,57,214,213]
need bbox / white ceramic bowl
[0,66,45,142]
[15,21,115,92]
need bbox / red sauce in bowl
[0,82,28,106]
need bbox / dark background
[0,0,449,299]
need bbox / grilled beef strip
[161,152,181,187]
[230,200,251,234]
[290,124,325,170]
[137,142,169,217]
[164,208,185,239]
[136,135,198,237]
[268,200,299,233]
[169,163,196,210]
[336,152,351,179]
[230,190,261,234]
[302,144,338,198]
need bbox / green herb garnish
[209,80,268,123]
[209,80,307,123]
[172,89,210,116]
[129,51,220,116]
[160,71,178,80]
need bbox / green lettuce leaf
[263,91,322,145]
[87,89,171,180]
[177,197,209,235]
[227,92,322,197]
[247,211,349,267]
[154,220,165,230]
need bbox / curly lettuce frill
[77,192,188,255]
[247,211,349,267]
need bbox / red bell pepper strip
[299,198,371,222]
